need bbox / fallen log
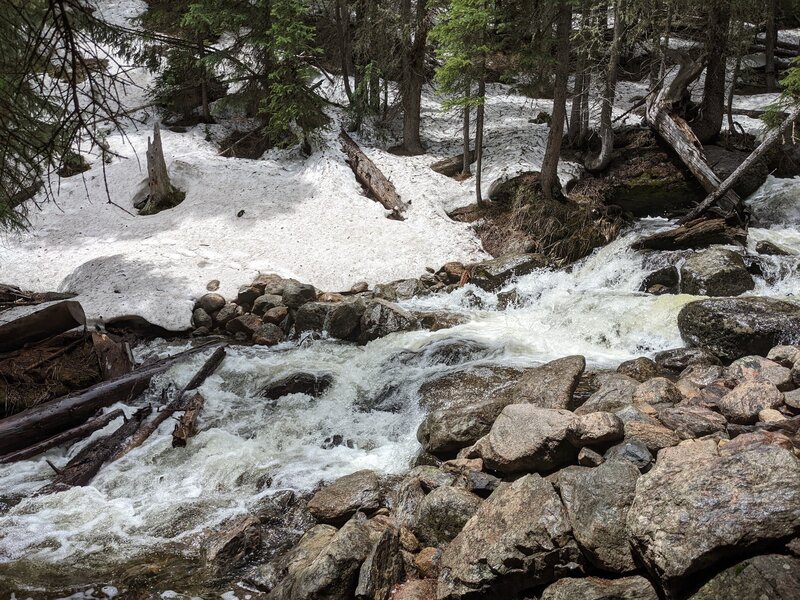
[0,301,86,353]
[172,392,204,448]
[113,346,226,459]
[39,406,151,494]
[0,343,215,456]
[680,106,800,224]
[340,130,408,220]
[431,150,476,177]
[631,218,747,251]
[0,409,124,464]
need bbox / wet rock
[264,306,289,325]
[197,292,226,313]
[414,311,469,332]
[307,470,382,525]
[215,302,243,327]
[558,460,640,573]
[640,266,679,295]
[294,302,333,333]
[469,253,550,291]
[767,344,800,368]
[705,145,769,198]
[496,288,521,309]
[226,313,263,337]
[633,377,682,409]
[756,239,791,256]
[466,405,578,474]
[360,299,418,343]
[252,273,286,296]
[510,355,586,410]
[203,514,261,573]
[355,528,404,600]
[282,281,317,309]
[411,487,482,547]
[718,379,785,424]
[392,477,426,529]
[418,398,508,456]
[604,440,653,472]
[261,372,334,400]
[728,355,793,391]
[258,524,337,594]
[254,323,286,346]
[438,262,467,284]
[238,285,262,308]
[414,547,443,579]
[575,373,639,415]
[690,554,800,600]
[568,412,624,447]
[407,466,457,492]
[417,365,520,412]
[680,364,726,387]
[679,249,755,297]
[678,298,800,361]
[437,474,582,599]
[617,357,662,382]
[657,404,728,439]
[350,281,369,294]
[192,307,213,329]
[192,326,211,337]
[627,439,800,591]
[327,299,366,340]
[253,294,283,316]
[655,347,721,372]
[392,278,427,300]
[624,421,681,452]
[578,447,604,466]
[541,576,659,600]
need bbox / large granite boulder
[718,379,785,424]
[678,298,800,361]
[679,249,755,297]
[509,355,585,410]
[627,439,800,592]
[541,576,659,600]
[575,373,639,415]
[410,486,482,548]
[360,299,419,343]
[437,474,582,599]
[689,554,800,600]
[469,253,550,291]
[417,397,509,456]
[307,470,383,525]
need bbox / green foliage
[763,57,800,127]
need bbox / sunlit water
[0,177,798,596]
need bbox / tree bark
[0,409,124,464]
[336,0,355,105]
[141,123,180,215]
[172,392,205,448]
[463,81,472,176]
[0,344,214,456]
[766,0,778,91]
[0,300,86,353]
[691,0,731,143]
[569,1,590,145]
[399,0,429,155]
[540,0,572,201]
[340,130,408,219]
[475,65,486,206]
[432,151,476,177]
[632,218,746,251]
[91,332,133,380]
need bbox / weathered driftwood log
[339,130,408,220]
[91,332,134,380]
[431,150,476,177]
[680,106,800,224]
[114,346,226,459]
[631,218,747,251]
[39,406,151,494]
[172,392,205,448]
[0,409,124,464]
[0,344,213,456]
[0,301,86,353]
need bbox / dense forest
[1,0,800,599]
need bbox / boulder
[411,487,482,547]
[690,554,800,600]
[568,412,625,447]
[252,273,286,296]
[307,470,383,525]
[466,405,578,474]
[237,285,262,308]
[617,357,662,382]
[679,364,725,387]
[215,303,243,327]
[767,345,800,368]
[578,447,604,466]
[264,306,289,325]
[557,460,640,573]
[627,439,800,591]
[469,253,550,291]
[417,398,508,456]
[360,299,419,343]
[260,524,337,595]
[728,355,793,391]
[355,528,404,600]
[509,355,586,410]
[393,580,436,600]
[226,313,263,337]
[437,474,582,599]
[192,307,213,329]
[254,323,286,346]
[414,547,442,579]
[541,576,659,600]
[756,240,791,256]
[785,388,800,410]
[295,302,334,333]
[262,372,334,400]
[624,421,681,452]
[633,377,682,409]
[718,379,784,424]
[575,373,639,415]
[407,466,457,493]
[326,299,366,340]
[197,292,226,313]
[678,298,800,361]
[604,440,653,472]
[654,347,721,372]
[679,249,755,297]
[639,266,679,295]
[253,294,283,316]
[416,365,520,412]
[282,281,317,309]
[657,405,728,439]
[705,145,769,198]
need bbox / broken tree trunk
[0,344,214,455]
[113,346,226,459]
[680,106,800,224]
[631,218,746,251]
[172,392,205,448]
[91,332,134,380]
[0,300,86,353]
[340,130,408,220]
[0,409,124,464]
[431,151,477,178]
[141,122,183,215]
[39,406,151,494]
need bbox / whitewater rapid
[0,177,798,596]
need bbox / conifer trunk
[475,76,486,206]
[400,0,429,155]
[692,0,731,143]
[765,0,778,91]
[463,82,471,176]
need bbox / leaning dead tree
[340,130,409,220]
[140,122,184,215]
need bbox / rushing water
[0,177,798,597]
